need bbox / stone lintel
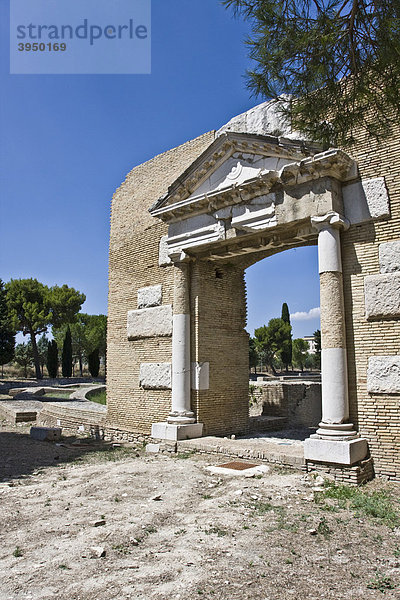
[304,437,368,466]
[151,422,203,441]
[367,356,400,394]
[127,305,173,339]
[364,273,400,319]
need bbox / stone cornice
[149,132,318,216]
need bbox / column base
[151,421,203,441]
[167,410,195,425]
[304,436,368,466]
[315,421,358,441]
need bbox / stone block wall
[342,115,400,479]
[250,381,322,428]
[107,131,215,434]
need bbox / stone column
[168,261,195,424]
[304,211,367,465]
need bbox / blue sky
[0,0,320,341]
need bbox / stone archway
[145,131,371,467]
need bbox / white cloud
[290,307,320,321]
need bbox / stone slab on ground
[30,426,62,442]
[206,463,270,477]
[177,433,305,468]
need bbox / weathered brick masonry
[342,119,400,479]
[108,103,400,479]
[107,132,214,434]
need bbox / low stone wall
[304,457,375,485]
[250,380,322,428]
[0,378,105,395]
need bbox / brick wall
[190,260,249,436]
[107,131,215,433]
[108,111,400,479]
[342,118,400,479]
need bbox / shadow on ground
[246,427,317,441]
[0,428,125,481]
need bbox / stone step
[177,435,304,468]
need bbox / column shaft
[168,262,195,424]
[313,213,356,440]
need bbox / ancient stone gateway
[108,101,400,480]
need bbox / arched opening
[245,246,321,437]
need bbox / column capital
[169,250,193,264]
[311,211,350,233]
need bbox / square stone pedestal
[304,437,368,465]
[151,421,203,441]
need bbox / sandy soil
[1,424,400,600]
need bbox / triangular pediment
[149,132,313,222]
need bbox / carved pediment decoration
[149,132,355,224]
[149,132,357,263]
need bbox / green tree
[280,302,292,372]
[37,334,49,378]
[0,279,15,376]
[47,340,58,379]
[314,329,321,369]
[254,317,291,375]
[88,348,100,378]
[62,326,73,378]
[249,336,258,375]
[84,314,107,361]
[6,279,85,380]
[223,0,400,146]
[53,313,107,377]
[292,338,309,371]
[53,318,87,377]
[14,342,33,378]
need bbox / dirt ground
[1,424,400,600]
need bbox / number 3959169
[18,43,67,51]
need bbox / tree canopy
[254,317,292,374]
[223,0,400,145]
[53,313,107,376]
[6,278,85,379]
[292,337,310,371]
[0,279,15,371]
[14,342,33,378]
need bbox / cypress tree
[47,340,58,379]
[281,302,292,372]
[88,348,100,378]
[0,279,15,376]
[62,326,73,377]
